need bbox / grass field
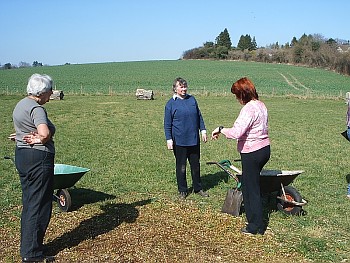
[0,60,349,97]
[1,60,350,262]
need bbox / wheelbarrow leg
[280,183,286,198]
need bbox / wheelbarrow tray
[54,164,90,189]
[236,170,304,193]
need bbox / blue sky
[1,0,349,66]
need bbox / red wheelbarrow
[207,159,307,216]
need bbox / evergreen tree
[326,38,337,46]
[250,36,257,51]
[237,34,252,51]
[291,37,298,47]
[299,34,311,45]
[215,28,232,49]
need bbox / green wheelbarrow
[4,157,89,212]
[53,164,90,212]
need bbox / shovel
[207,160,243,216]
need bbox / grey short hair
[172,77,187,93]
[27,73,53,96]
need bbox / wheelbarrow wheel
[277,185,302,215]
[56,189,72,212]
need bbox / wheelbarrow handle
[206,161,240,184]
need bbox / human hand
[202,133,207,143]
[167,141,173,150]
[8,133,16,141]
[23,132,42,144]
[211,127,220,140]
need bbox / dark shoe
[44,256,55,262]
[245,222,269,235]
[195,190,209,197]
[178,192,187,199]
[22,257,45,263]
[22,256,55,262]
[258,229,265,235]
[240,227,262,235]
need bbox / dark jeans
[240,145,270,234]
[15,147,54,258]
[173,144,202,193]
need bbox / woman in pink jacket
[212,77,271,235]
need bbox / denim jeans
[15,147,54,258]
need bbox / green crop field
[0,60,349,97]
[1,61,350,262]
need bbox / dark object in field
[341,130,350,142]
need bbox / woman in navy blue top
[164,77,208,199]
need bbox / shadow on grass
[201,171,233,191]
[60,188,116,211]
[46,198,153,256]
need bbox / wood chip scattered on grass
[1,196,306,262]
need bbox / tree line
[1,61,44,69]
[182,28,350,76]
[2,28,349,76]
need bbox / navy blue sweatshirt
[164,94,206,146]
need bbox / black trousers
[240,145,270,234]
[173,144,203,193]
[15,147,54,258]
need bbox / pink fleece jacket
[222,100,270,153]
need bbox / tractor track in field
[278,72,310,91]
